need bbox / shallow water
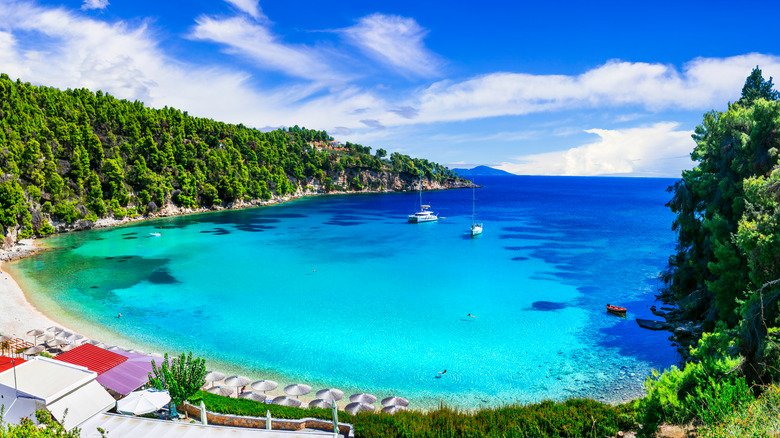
[10,175,679,410]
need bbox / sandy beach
[0,261,77,340]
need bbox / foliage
[191,391,635,438]
[701,384,780,437]
[739,66,780,107]
[0,409,82,437]
[664,69,780,326]
[149,352,206,411]
[0,74,462,240]
[634,354,753,437]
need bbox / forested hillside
[634,67,780,436]
[0,74,460,246]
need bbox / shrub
[702,384,780,437]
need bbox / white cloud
[81,0,108,11]
[189,15,344,86]
[223,0,263,20]
[407,54,780,124]
[341,13,441,78]
[496,123,695,177]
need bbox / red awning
[0,356,26,374]
[54,344,127,375]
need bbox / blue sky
[1,0,779,177]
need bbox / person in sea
[438,369,447,375]
[468,313,476,318]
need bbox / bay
[9,175,679,410]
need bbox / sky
[1,1,779,177]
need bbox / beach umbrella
[107,346,128,352]
[40,333,55,343]
[60,343,79,352]
[345,402,374,415]
[349,393,377,404]
[315,388,344,402]
[55,330,73,339]
[128,349,145,354]
[205,371,226,388]
[46,338,68,348]
[272,396,302,407]
[84,339,102,346]
[23,345,44,356]
[284,383,312,399]
[46,326,65,334]
[382,405,407,414]
[26,329,45,344]
[239,392,266,402]
[64,334,84,344]
[200,400,207,425]
[308,399,331,409]
[116,389,171,415]
[206,386,233,397]
[381,396,409,407]
[251,379,278,393]
[223,375,251,396]
[149,352,164,358]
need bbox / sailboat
[408,172,438,223]
[470,183,482,236]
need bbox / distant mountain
[451,166,515,176]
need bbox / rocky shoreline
[1,175,473,259]
[636,304,708,362]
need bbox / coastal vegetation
[190,391,635,438]
[0,410,83,437]
[635,67,780,435]
[149,352,207,417]
[0,73,461,246]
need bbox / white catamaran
[408,172,438,223]
[470,184,482,236]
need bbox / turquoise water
[9,176,679,410]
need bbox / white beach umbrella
[149,352,164,358]
[239,392,266,402]
[205,371,226,388]
[206,386,233,397]
[46,338,68,348]
[24,345,44,356]
[345,402,374,415]
[308,399,331,409]
[26,329,45,344]
[116,389,171,415]
[223,375,251,397]
[251,379,278,393]
[64,334,84,344]
[60,343,79,352]
[107,346,128,352]
[349,393,377,404]
[382,405,407,414]
[85,339,102,346]
[272,396,302,407]
[315,388,344,402]
[381,396,409,407]
[284,383,312,399]
[128,349,145,354]
[46,326,65,334]
[55,330,74,339]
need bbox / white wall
[0,384,40,426]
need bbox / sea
[7,175,681,411]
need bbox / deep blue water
[9,175,680,410]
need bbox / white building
[0,356,115,431]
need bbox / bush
[702,384,780,437]
[190,391,635,438]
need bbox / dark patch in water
[123,236,138,240]
[531,301,568,311]
[260,213,307,219]
[235,225,276,232]
[122,232,138,236]
[90,286,99,289]
[118,259,128,263]
[200,228,231,235]
[147,269,180,284]
[118,256,133,260]
[324,221,364,227]
[94,238,105,240]
[511,256,530,261]
[105,256,115,260]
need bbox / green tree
[0,409,83,437]
[739,66,780,107]
[148,352,206,417]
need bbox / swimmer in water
[438,369,447,375]
[468,313,476,318]
[117,313,122,318]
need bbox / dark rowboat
[606,304,627,316]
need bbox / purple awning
[96,351,160,395]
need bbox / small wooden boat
[606,304,627,316]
